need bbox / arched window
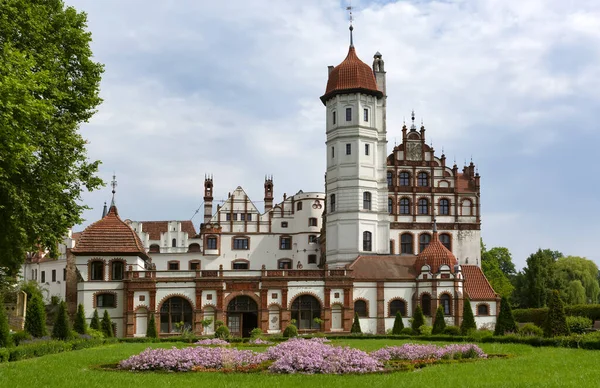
[171,238,177,248]
[418,198,429,214]
[160,297,193,333]
[388,198,393,214]
[399,198,411,214]
[387,171,393,186]
[291,295,321,330]
[440,294,452,315]
[389,299,406,317]
[401,233,413,254]
[149,244,160,253]
[330,194,336,212]
[363,192,371,210]
[399,172,410,186]
[462,199,472,216]
[111,261,124,281]
[477,304,489,316]
[297,201,303,211]
[417,172,429,187]
[278,259,293,269]
[90,261,104,281]
[419,234,431,252]
[421,294,432,316]
[96,293,116,308]
[354,300,367,317]
[363,231,372,251]
[188,243,201,252]
[439,199,450,215]
[440,234,451,251]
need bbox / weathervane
[111,173,117,206]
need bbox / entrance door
[227,296,259,337]
[331,305,342,331]
[135,308,148,337]
[228,314,241,336]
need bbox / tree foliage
[514,249,564,308]
[0,0,104,276]
[432,306,446,334]
[411,305,425,333]
[460,298,477,335]
[51,301,70,340]
[554,256,600,304]
[90,309,100,330]
[392,311,404,334]
[543,290,569,337]
[350,312,362,334]
[0,296,13,347]
[25,293,47,337]
[494,296,517,336]
[100,310,113,338]
[73,303,87,335]
[481,243,515,298]
[146,313,157,338]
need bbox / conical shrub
[73,304,87,335]
[351,312,362,333]
[494,296,517,336]
[52,301,70,340]
[432,306,446,334]
[90,309,100,330]
[25,293,47,337]
[461,298,477,335]
[101,310,114,338]
[392,311,404,334]
[411,305,425,333]
[543,290,569,337]
[146,313,158,338]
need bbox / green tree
[564,280,587,305]
[543,290,569,337]
[392,311,405,334]
[52,301,70,340]
[146,313,157,338]
[554,256,600,304]
[411,305,425,333]
[482,257,515,298]
[518,249,564,308]
[0,296,13,347]
[494,296,517,336]
[100,310,113,338]
[460,298,477,335]
[0,0,104,277]
[350,312,362,334]
[73,303,87,335]
[432,306,446,334]
[25,293,47,337]
[90,309,100,330]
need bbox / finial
[410,110,416,131]
[347,2,354,47]
[110,173,117,207]
[102,201,107,218]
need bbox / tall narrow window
[52,270,56,282]
[331,146,335,158]
[363,231,372,251]
[401,233,413,254]
[418,198,429,214]
[417,172,429,187]
[421,294,432,316]
[462,199,472,216]
[399,172,410,186]
[346,143,351,155]
[419,234,431,252]
[440,294,452,315]
[440,199,450,215]
[297,202,303,211]
[388,198,393,214]
[387,171,393,186]
[330,194,336,212]
[308,217,318,227]
[280,236,292,250]
[240,213,246,221]
[111,261,124,280]
[207,236,217,249]
[171,238,177,247]
[440,234,451,251]
[332,111,336,125]
[365,144,369,155]
[363,192,371,210]
[363,108,369,122]
[346,107,352,121]
[400,198,411,214]
[41,271,46,283]
[90,261,104,281]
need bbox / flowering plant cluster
[371,343,487,361]
[248,338,272,345]
[195,338,230,346]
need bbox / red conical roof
[72,206,149,260]
[320,46,382,104]
[415,232,458,273]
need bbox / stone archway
[159,296,193,334]
[226,295,258,337]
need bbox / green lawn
[1,339,599,387]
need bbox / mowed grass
[1,339,600,388]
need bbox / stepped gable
[320,46,383,104]
[139,220,197,240]
[72,205,149,260]
[462,265,498,300]
[415,231,458,273]
[349,255,418,280]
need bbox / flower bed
[118,339,488,374]
[195,338,230,346]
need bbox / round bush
[566,316,592,334]
[250,328,263,339]
[400,327,414,335]
[214,325,230,339]
[443,326,461,336]
[282,324,298,338]
[518,323,543,337]
[419,325,432,336]
[11,331,31,346]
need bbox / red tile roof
[462,265,498,300]
[415,232,458,273]
[349,255,418,280]
[72,206,149,260]
[138,221,197,240]
[320,46,382,104]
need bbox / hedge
[514,305,600,326]
[0,338,112,363]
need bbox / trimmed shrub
[351,313,362,334]
[90,309,100,330]
[87,328,104,339]
[400,327,414,335]
[282,324,298,338]
[73,304,87,335]
[0,297,12,347]
[0,347,9,362]
[419,325,432,336]
[566,316,592,335]
[146,313,157,338]
[250,327,263,338]
[443,326,461,336]
[411,305,425,333]
[214,325,230,339]
[432,306,446,334]
[461,298,477,335]
[544,290,569,337]
[25,293,47,337]
[514,305,600,327]
[494,296,517,336]
[11,331,31,346]
[214,320,224,328]
[513,308,548,327]
[519,323,543,337]
[392,311,404,334]
[101,310,114,338]
[52,301,71,340]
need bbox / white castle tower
[321,26,390,266]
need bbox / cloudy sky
[68,0,600,270]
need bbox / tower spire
[346,2,354,47]
[110,173,117,207]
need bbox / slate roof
[462,265,498,300]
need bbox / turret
[203,175,214,224]
[264,176,273,212]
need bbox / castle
[22,29,498,337]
